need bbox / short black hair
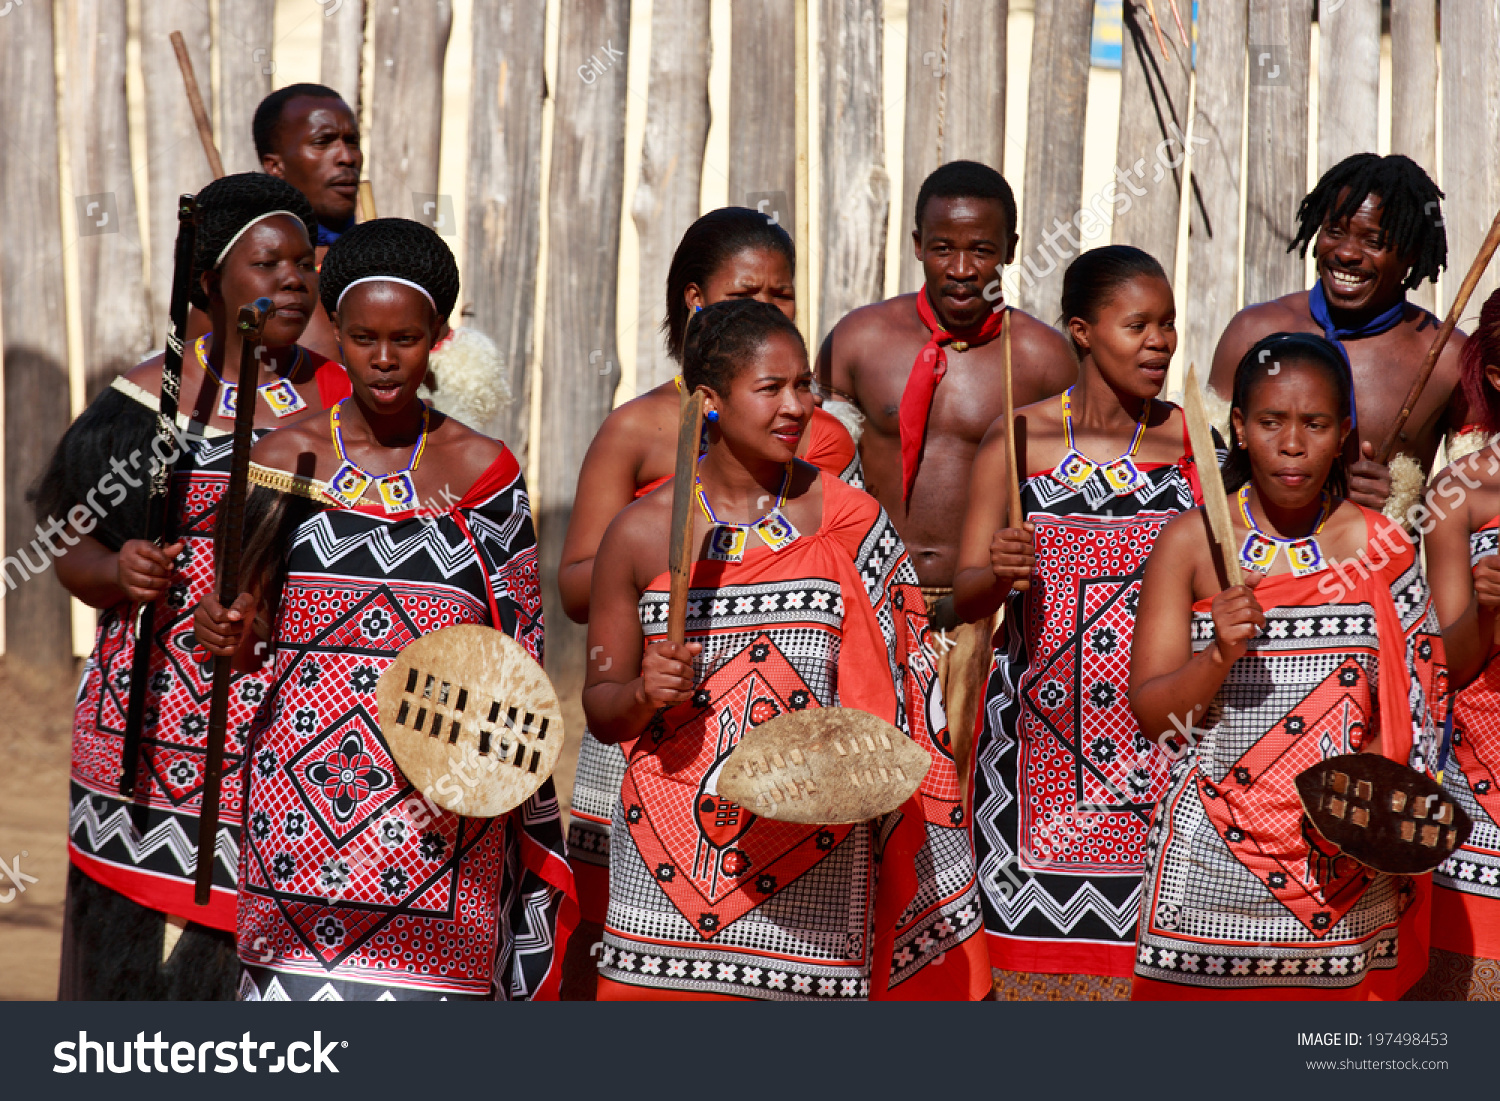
[190,173,318,310]
[662,208,796,363]
[252,83,349,160]
[913,160,1017,238]
[1222,332,1352,498]
[319,218,460,321]
[1291,152,1447,290]
[1060,245,1168,353]
[682,299,805,396]
[1460,287,1500,436]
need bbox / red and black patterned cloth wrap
[1431,517,1500,964]
[596,474,988,1000]
[568,407,861,926]
[44,363,349,930]
[1133,510,1446,1000]
[236,446,576,1001]
[971,410,1212,978]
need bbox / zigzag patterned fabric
[596,474,988,1001]
[235,447,574,1001]
[1133,512,1446,1000]
[972,407,1214,980]
[68,359,348,930]
[1431,518,1500,967]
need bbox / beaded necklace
[1051,387,1152,497]
[1236,485,1333,577]
[696,461,798,563]
[194,333,308,420]
[326,398,430,513]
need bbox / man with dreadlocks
[37,172,351,999]
[253,83,363,362]
[1209,153,1465,522]
[195,218,573,1001]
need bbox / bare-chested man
[252,83,364,361]
[817,160,1076,785]
[1210,153,1465,518]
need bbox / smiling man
[1209,153,1462,518]
[817,160,1076,795]
[252,83,364,361]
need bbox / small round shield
[376,625,563,818]
[1295,753,1472,875]
[717,708,929,825]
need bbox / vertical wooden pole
[817,0,888,345]
[464,1,548,456]
[217,0,277,174]
[1390,0,1437,313]
[632,0,711,392]
[63,0,153,400]
[1185,0,1247,375]
[539,0,632,700]
[1,0,74,674]
[899,0,1007,294]
[1243,0,1312,307]
[1017,0,1092,320]
[321,0,368,115]
[1111,0,1191,265]
[795,0,811,347]
[729,1,796,232]
[1316,0,1379,174]
[141,2,213,336]
[1441,1,1500,317]
[369,0,453,224]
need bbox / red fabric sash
[898,291,1007,501]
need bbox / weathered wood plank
[218,0,277,174]
[321,0,368,115]
[538,0,632,692]
[632,0,711,391]
[1016,0,1092,319]
[1185,0,1247,372]
[1391,0,1437,311]
[1111,0,1191,266]
[817,0,889,344]
[62,0,153,399]
[368,0,452,224]
[1440,1,1500,317]
[899,0,1007,294]
[729,0,796,227]
[1,0,75,672]
[1243,0,1312,306]
[464,1,547,457]
[1316,0,1379,174]
[140,2,214,334]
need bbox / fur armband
[822,398,866,446]
[1383,452,1425,527]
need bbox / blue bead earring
[705,408,719,422]
[693,304,702,313]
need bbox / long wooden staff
[1185,363,1243,588]
[1001,307,1022,528]
[119,197,198,798]
[169,31,225,179]
[667,390,707,644]
[1376,205,1500,463]
[357,180,378,222]
[195,298,271,904]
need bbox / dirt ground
[0,660,585,1002]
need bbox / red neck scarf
[898,290,1008,501]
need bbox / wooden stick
[120,195,197,798]
[1001,308,1022,528]
[1166,0,1188,48]
[195,297,271,905]
[1185,362,1243,588]
[793,0,810,349]
[357,180,377,222]
[169,31,224,179]
[1143,0,1171,61]
[1376,204,1500,463]
[667,389,706,645]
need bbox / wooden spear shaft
[169,31,224,179]
[1375,204,1500,464]
[667,390,706,645]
